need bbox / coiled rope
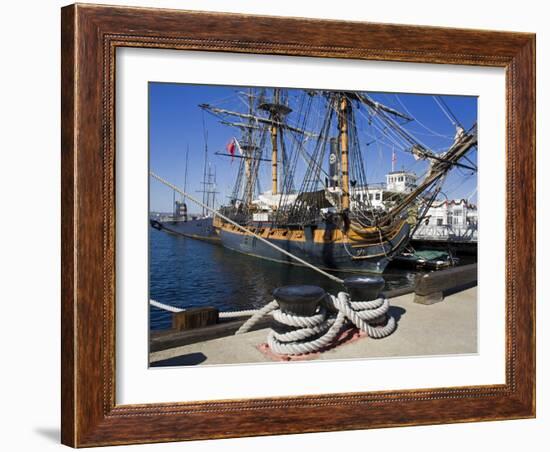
[234,291,396,355]
[150,292,396,356]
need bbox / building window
[437,218,443,226]
[375,193,381,200]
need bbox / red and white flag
[226,138,236,161]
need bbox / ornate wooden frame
[61,3,536,447]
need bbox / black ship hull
[218,221,410,274]
[151,217,219,243]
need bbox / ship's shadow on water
[149,228,417,330]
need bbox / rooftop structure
[386,171,418,194]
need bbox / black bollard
[343,275,385,302]
[273,285,325,316]
[343,275,386,326]
[271,285,326,336]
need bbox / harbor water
[149,228,420,330]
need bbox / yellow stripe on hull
[213,216,408,249]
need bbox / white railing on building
[412,224,478,242]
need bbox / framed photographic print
[61,3,535,447]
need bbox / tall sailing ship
[155,88,477,274]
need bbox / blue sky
[149,82,477,214]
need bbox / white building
[422,199,477,227]
[351,171,418,210]
[386,171,417,193]
[414,199,478,241]
[351,185,386,209]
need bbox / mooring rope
[267,293,395,355]
[150,299,259,318]
[268,307,347,355]
[219,309,259,319]
[235,291,396,355]
[327,292,396,339]
[150,299,183,313]
[150,292,396,356]
[233,300,279,334]
[150,172,344,284]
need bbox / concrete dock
[149,287,477,366]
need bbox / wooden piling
[414,263,477,305]
[172,307,219,330]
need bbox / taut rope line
[149,299,258,319]
[150,172,344,284]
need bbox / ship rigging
[155,88,477,274]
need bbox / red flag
[226,138,236,161]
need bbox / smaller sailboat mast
[200,115,209,216]
[183,144,189,204]
[244,88,254,206]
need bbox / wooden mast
[271,124,278,195]
[244,88,254,206]
[338,94,350,210]
[258,88,291,200]
[271,88,279,195]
